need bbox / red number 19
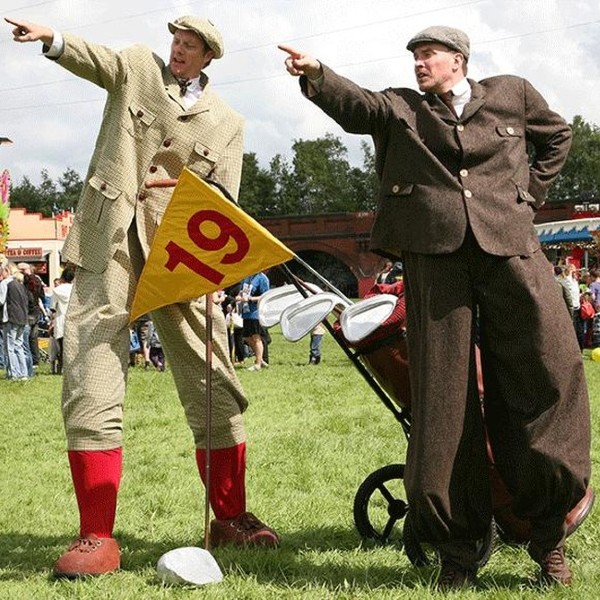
[164,210,250,285]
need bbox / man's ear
[452,52,464,72]
[203,50,216,69]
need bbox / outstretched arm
[278,44,323,80]
[5,17,54,46]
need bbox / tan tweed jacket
[54,34,244,273]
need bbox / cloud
[1,0,598,185]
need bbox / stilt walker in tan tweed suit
[7,14,280,577]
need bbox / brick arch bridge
[259,212,385,297]
[259,205,569,297]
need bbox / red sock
[196,443,246,520]
[68,448,123,538]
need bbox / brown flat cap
[406,26,470,61]
[168,16,224,59]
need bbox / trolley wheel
[353,464,408,545]
[403,513,496,568]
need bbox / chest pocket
[496,125,523,138]
[123,101,157,139]
[188,141,220,178]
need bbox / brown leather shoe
[437,563,478,591]
[529,544,573,585]
[53,535,120,578]
[210,512,280,548]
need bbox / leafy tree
[238,152,277,217]
[548,115,600,203]
[9,176,39,214]
[58,167,83,212]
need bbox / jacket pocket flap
[387,182,414,196]
[89,175,122,200]
[128,101,156,127]
[193,141,220,164]
[496,125,523,137]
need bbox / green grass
[1,329,599,599]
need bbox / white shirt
[447,77,471,118]
[51,282,73,339]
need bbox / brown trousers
[61,224,248,451]
[402,229,591,565]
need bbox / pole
[204,294,214,550]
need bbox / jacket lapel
[460,79,485,122]
[426,93,458,122]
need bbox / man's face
[169,29,214,79]
[413,42,463,94]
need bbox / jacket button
[100,183,107,191]
[459,169,469,177]
[138,192,147,201]
[203,149,210,157]
[506,127,514,135]
[392,185,400,193]
[179,115,189,122]
[456,124,465,132]
[149,165,157,173]
[136,110,144,118]
[163,139,172,148]
[464,189,473,199]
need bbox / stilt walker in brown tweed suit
[7,14,280,577]
[280,25,591,590]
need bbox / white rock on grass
[157,547,223,586]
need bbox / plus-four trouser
[402,229,591,567]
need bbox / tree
[9,176,40,214]
[58,167,82,212]
[10,168,82,216]
[548,115,600,203]
[238,152,277,217]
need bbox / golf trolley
[259,262,595,568]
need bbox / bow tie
[176,77,191,96]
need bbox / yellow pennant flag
[130,168,294,322]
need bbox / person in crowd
[238,272,270,371]
[0,262,29,380]
[375,260,393,284]
[308,322,325,365]
[280,25,590,589]
[21,265,47,367]
[588,268,600,311]
[51,266,75,375]
[6,14,278,578]
[147,319,165,371]
[559,264,581,330]
[133,314,151,369]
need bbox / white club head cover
[157,547,223,586]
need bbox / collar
[450,77,471,101]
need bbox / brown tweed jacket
[302,66,571,258]
[54,34,244,273]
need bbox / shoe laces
[233,512,266,532]
[68,536,102,553]
[542,548,565,570]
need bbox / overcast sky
[1,0,599,186]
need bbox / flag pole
[204,293,214,551]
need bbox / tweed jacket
[302,66,571,257]
[54,34,244,273]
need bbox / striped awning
[535,218,600,244]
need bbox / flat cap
[406,26,470,61]
[168,16,224,59]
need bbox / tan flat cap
[406,26,470,61]
[168,16,224,59]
